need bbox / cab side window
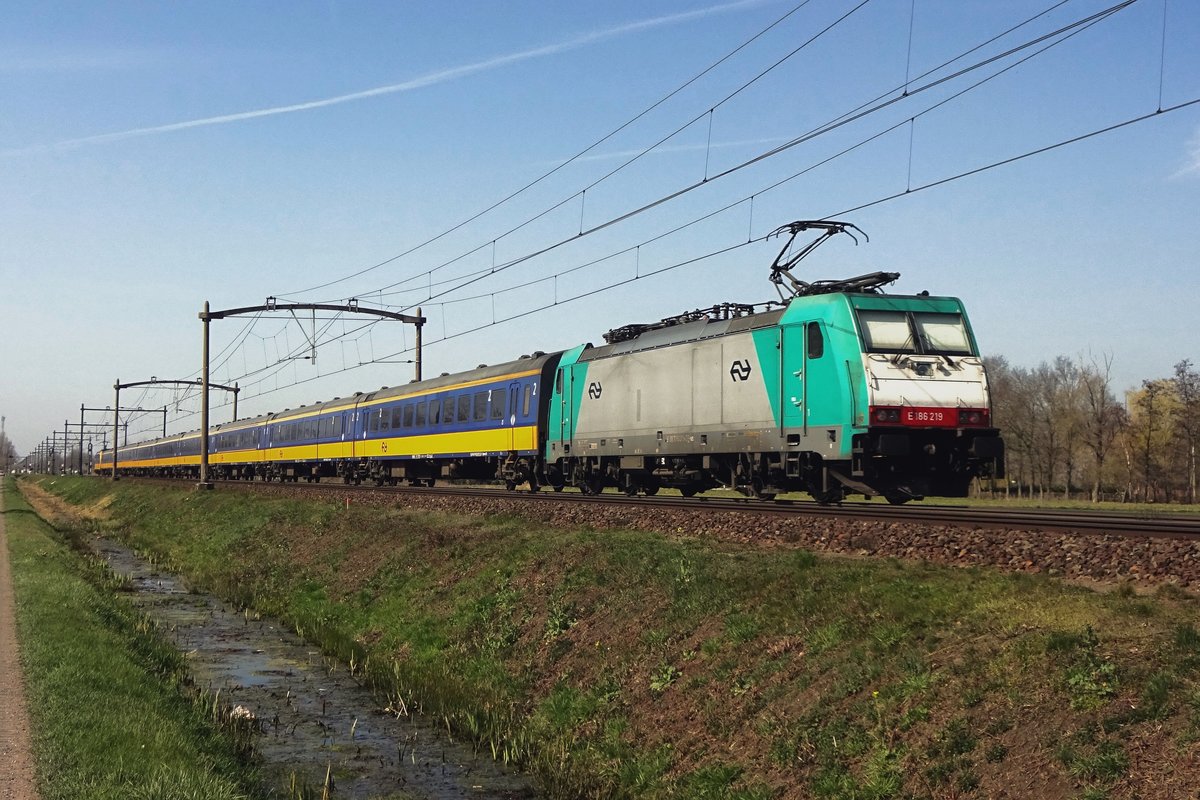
[807,321,824,360]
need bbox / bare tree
[1077,354,1125,502]
[1174,359,1200,504]
[1129,380,1170,501]
[987,356,1037,498]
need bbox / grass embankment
[3,478,262,800]
[34,476,1200,800]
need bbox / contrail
[6,0,768,156]
[1173,126,1200,179]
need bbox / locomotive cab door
[781,321,841,438]
[558,365,580,458]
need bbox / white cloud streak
[1174,126,1200,179]
[5,0,767,157]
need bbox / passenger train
[96,222,1004,503]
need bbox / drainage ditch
[91,537,535,799]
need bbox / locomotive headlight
[871,406,901,424]
[957,409,988,426]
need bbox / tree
[0,421,18,473]
[1077,354,1125,502]
[987,356,1035,497]
[1173,359,1200,504]
[1126,379,1173,502]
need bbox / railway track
[181,478,1200,540]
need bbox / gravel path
[0,493,39,800]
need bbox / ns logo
[729,360,753,382]
[587,381,603,399]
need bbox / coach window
[457,395,471,422]
[391,407,403,429]
[473,392,488,422]
[522,384,533,417]
[490,388,505,420]
[442,397,454,425]
[379,409,390,431]
[369,413,379,433]
[428,399,440,425]
[403,404,414,428]
[807,321,824,359]
[416,401,427,427]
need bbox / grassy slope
[37,477,1200,800]
[3,478,260,800]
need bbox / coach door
[507,382,521,451]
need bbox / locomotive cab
[844,294,1004,501]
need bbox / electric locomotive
[543,222,1004,503]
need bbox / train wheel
[885,494,912,505]
[812,487,845,505]
[581,475,603,495]
[679,485,699,498]
[505,480,516,491]
[752,476,776,501]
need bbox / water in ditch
[91,537,536,800]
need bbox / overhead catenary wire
[279,0,874,306]
[362,0,1135,314]
[279,0,820,298]
[336,0,1130,322]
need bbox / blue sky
[1,0,1197,454]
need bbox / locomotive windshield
[856,310,974,356]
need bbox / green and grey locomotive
[543,222,1004,503]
